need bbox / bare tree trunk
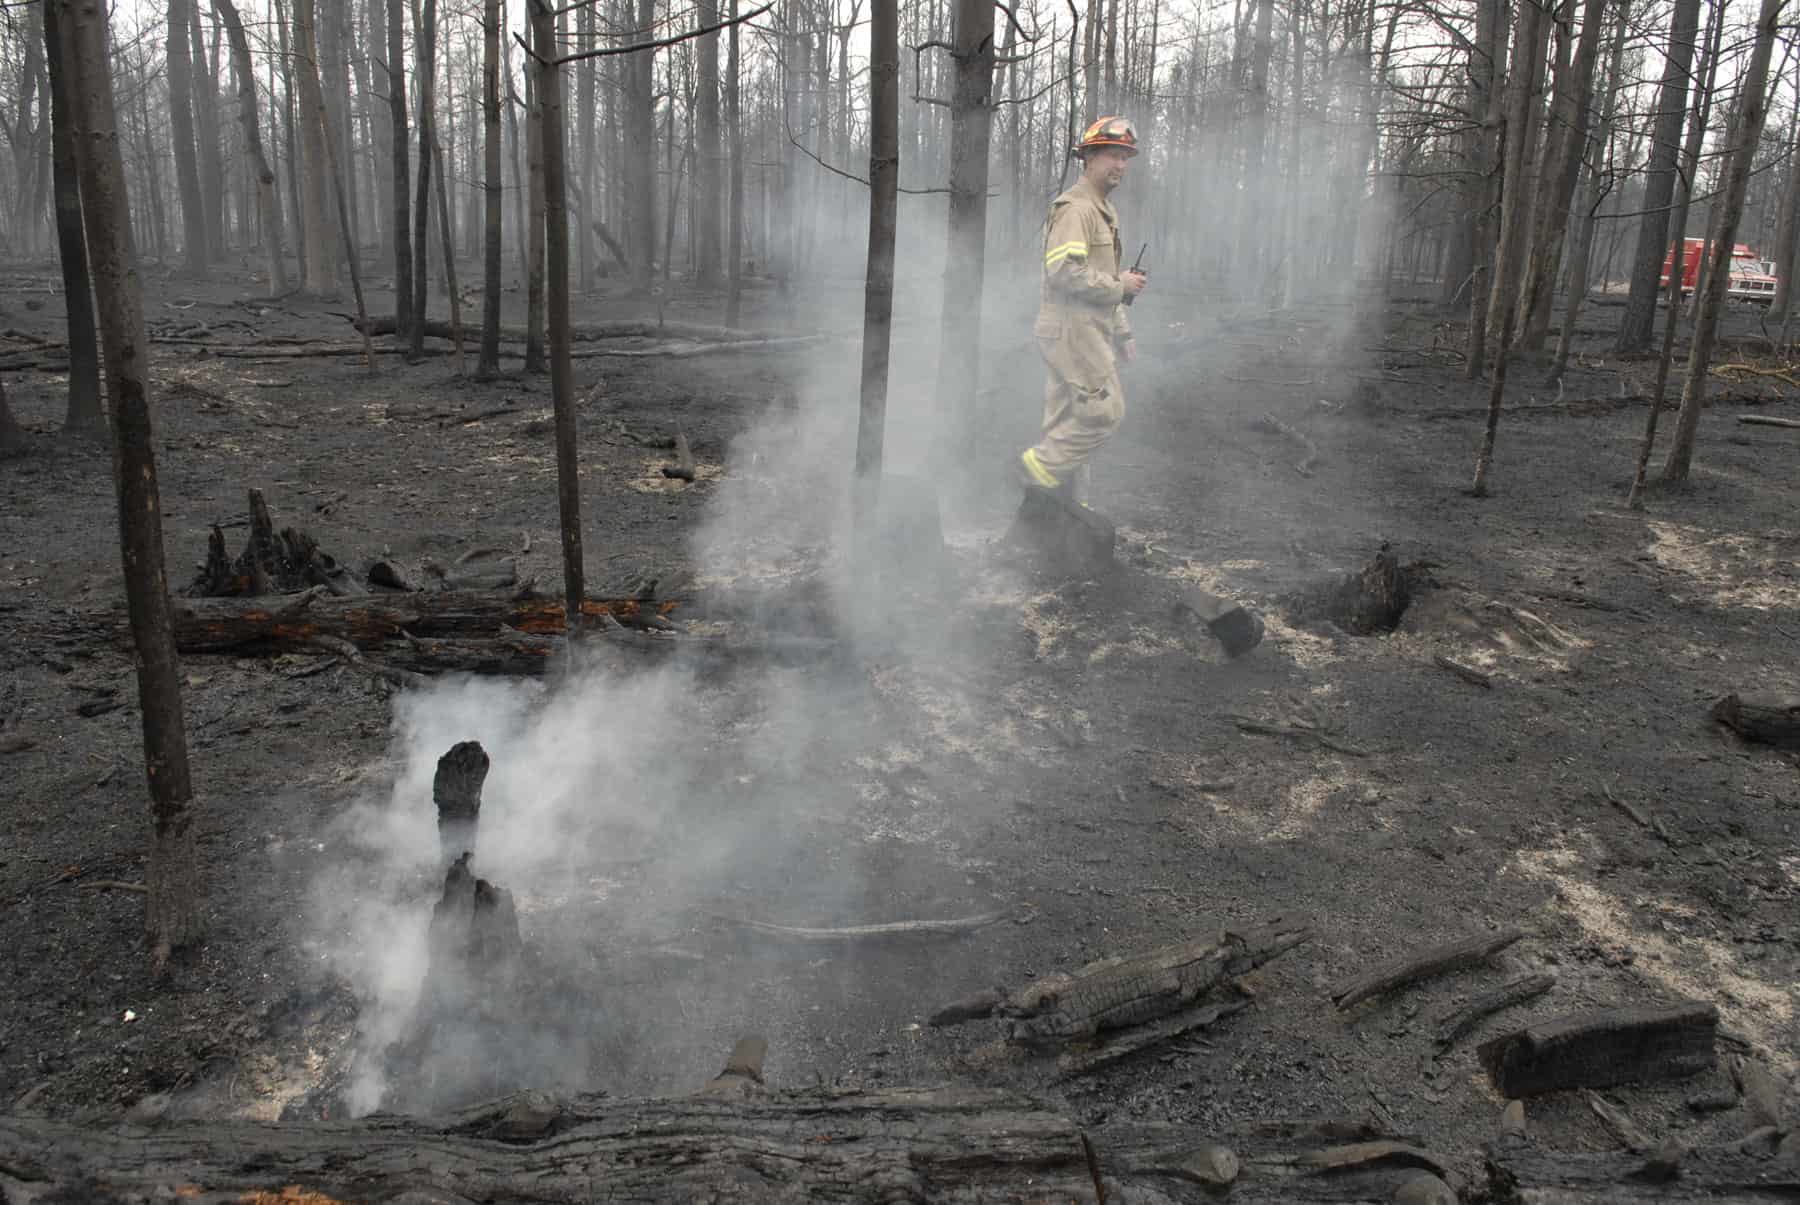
[367,0,394,263]
[319,77,376,370]
[693,0,723,287]
[628,0,657,292]
[1518,0,1606,351]
[1766,49,1800,320]
[577,0,595,290]
[528,0,584,636]
[41,0,104,436]
[1469,0,1550,495]
[524,38,546,374]
[189,1,226,257]
[932,0,996,470]
[725,0,744,326]
[1626,0,1722,507]
[318,0,356,264]
[409,0,439,359]
[1615,0,1701,354]
[432,131,464,376]
[167,0,210,275]
[477,0,503,378]
[1464,0,1506,379]
[214,0,290,296]
[1662,0,1787,484]
[387,0,413,338]
[855,0,898,536]
[295,0,338,293]
[60,0,202,957]
[1549,0,1627,386]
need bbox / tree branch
[516,1,772,64]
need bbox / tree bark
[854,0,898,540]
[628,0,657,293]
[931,0,996,472]
[432,130,464,375]
[61,0,202,954]
[1662,0,1787,484]
[1463,0,1506,380]
[40,0,104,435]
[294,0,339,293]
[190,0,226,258]
[532,0,585,634]
[166,0,210,275]
[477,0,504,378]
[1615,0,1701,354]
[387,0,414,338]
[214,0,290,296]
[1470,0,1550,495]
[693,0,724,286]
[409,0,439,360]
[1518,0,1606,352]
[725,0,744,325]
[1548,0,1627,387]
[524,35,547,375]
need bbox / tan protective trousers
[1028,314,1124,484]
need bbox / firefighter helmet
[1076,115,1139,157]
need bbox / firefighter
[1017,115,1147,504]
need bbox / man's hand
[1121,338,1137,363]
[1122,269,1148,298]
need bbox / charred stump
[433,740,489,863]
[1712,693,1800,745]
[1290,544,1415,634]
[191,488,361,597]
[1006,488,1116,579]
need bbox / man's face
[1085,147,1134,192]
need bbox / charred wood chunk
[1292,544,1414,634]
[1478,1002,1717,1098]
[434,741,490,863]
[1330,928,1524,1011]
[1007,488,1116,580]
[1712,693,1800,745]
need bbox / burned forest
[3,0,1800,1196]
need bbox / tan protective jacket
[1036,176,1132,352]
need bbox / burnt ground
[1,264,1797,1195]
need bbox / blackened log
[171,589,681,652]
[1486,1136,1800,1200]
[433,741,489,863]
[1331,928,1523,1010]
[1432,972,1556,1050]
[0,1087,1490,1204]
[1712,693,1800,744]
[1478,1003,1717,1098]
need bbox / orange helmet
[1076,115,1139,157]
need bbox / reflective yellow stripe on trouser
[1029,321,1124,479]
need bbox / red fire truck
[1658,238,1778,303]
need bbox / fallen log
[1432,972,1556,1051]
[1487,1136,1800,1201]
[1331,928,1525,1011]
[931,919,1308,1046]
[711,911,1010,943]
[1737,414,1800,428]
[1251,412,1322,476]
[1478,1003,1717,1098]
[356,314,799,344]
[1712,692,1800,744]
[0,1085,1472,1204]
[170,589,681,653]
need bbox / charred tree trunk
[387,0,414,339]
[214,0,289,297]
[1463,0,1505,380]
[524,40,547,375]
[166,0,210,275]
[1517,0,1606,352]
[725,0,745,326]
[1662,0,1786,485]
[533,0,585,632]
[0,377,22,457]
[854,0,899,540]
[1469,0,1550,496]
[693,0,724,287]
[295,0,339,293]
[477,0,503,378]
[191,0,226,257]
[409,0,439,360]
[41,0,104,436]
[1615,0,1701,355]
[61,0,202,955]
[628,0,656,293]
[932,0,996,474]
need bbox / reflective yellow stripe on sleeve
[1044,240,1088,269]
